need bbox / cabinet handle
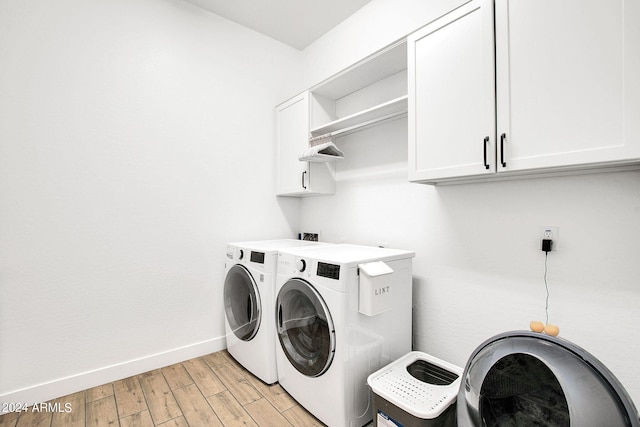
[483,136,490,170]
[301,171,307,189]
[500,133,507,167]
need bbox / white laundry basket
[367,351,463,427]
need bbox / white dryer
[224,239,325,384]
[275,244,415,427]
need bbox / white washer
[223,239,326,384]
[275,244,415,427]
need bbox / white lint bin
[358,261,394,316]
[367,351,463,427]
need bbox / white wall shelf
[311,41,407,100]
[310,95,408,137]
[308,40,408,142]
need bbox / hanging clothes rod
[309,95,408,139]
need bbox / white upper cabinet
[275,92,335,196]
[409,0,640,184]
[275,41,407,196]
[408,0,495,182]
[496,0,640,172]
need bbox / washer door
[457,331,640,427]
[224,264,261,341]
[276,278,335,377]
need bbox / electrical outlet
[541,226,559,251]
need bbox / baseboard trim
[0,336,226,411]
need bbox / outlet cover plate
[540,226,559,251]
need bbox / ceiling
[182,0,373,50]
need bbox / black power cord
[541,238,553,324]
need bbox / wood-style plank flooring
[0,350,325,427]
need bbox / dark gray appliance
[457,331,639,427]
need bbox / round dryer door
[457,331,640,427]
[224,264,261,341]
[276,278,335,377]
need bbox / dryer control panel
[250,251,265,264]
[317,262,340,280]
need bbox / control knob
[296,259,307,272]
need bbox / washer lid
[457,331,639,427]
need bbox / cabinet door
[496,0,640,172]
[408,0,495,183]
[276,92,310,195]
[275,92,335,196]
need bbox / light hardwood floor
[0,350,325,427]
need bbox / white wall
[298,0,640,405]
[0,0,301,404]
